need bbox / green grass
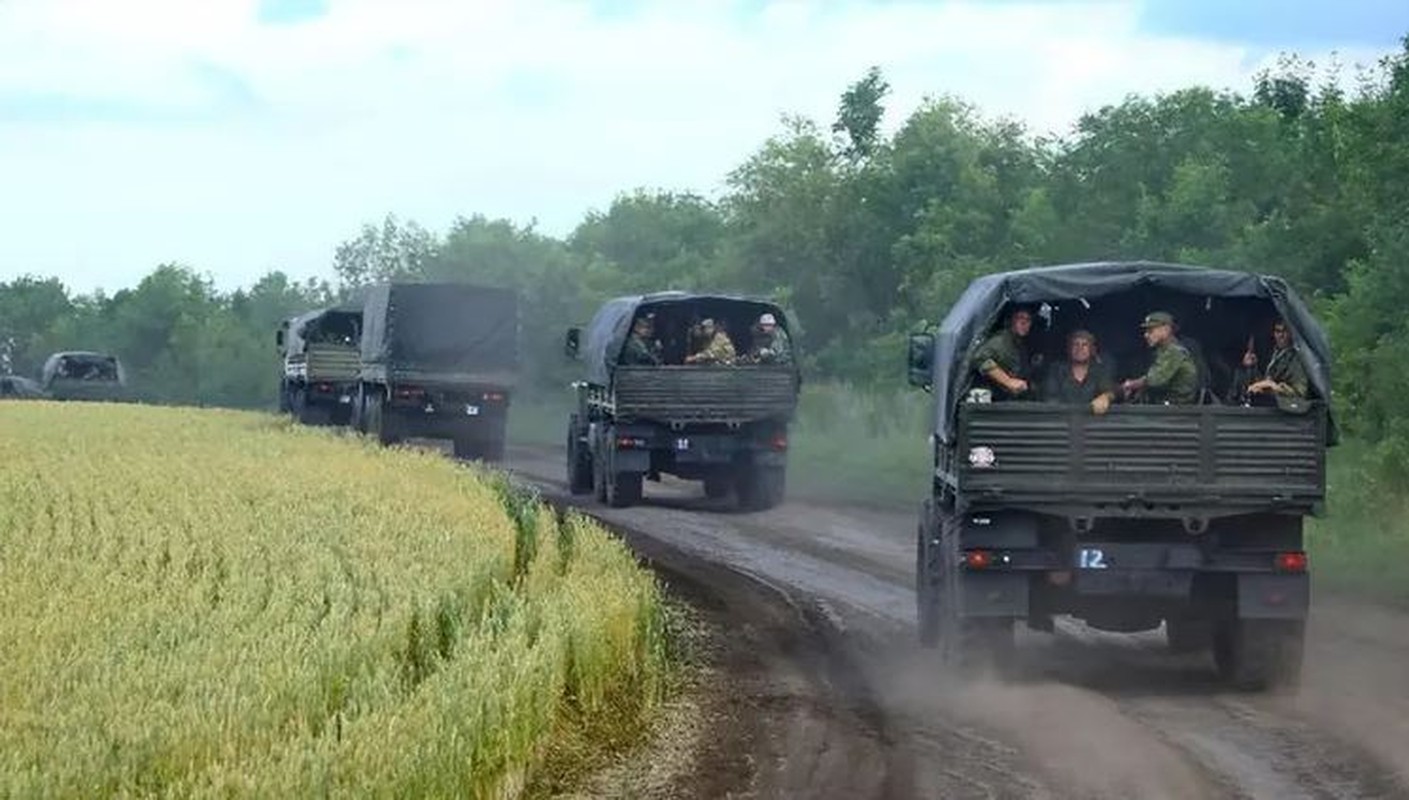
[0,403,673,798]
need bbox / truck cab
[565,292,801,509]
[907,261,1334,691]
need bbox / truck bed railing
[953,402,1326,517]
[610,365,798,424]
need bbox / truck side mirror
[907,333,934,390]
[275,329,285,348]
[564,327,581,359]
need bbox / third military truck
[351,281,519,461]
[907,261,1334,690]
[565,292,801,509]
[276,306,361,426]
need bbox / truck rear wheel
[737,465,785,511]
[1213,619,1305,691]
[920,502,1016,676]
[607,471,643,508]
[703,474,731,499]
[567,416,594,495]
[1165,615,1214,654]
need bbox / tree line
[3,38,1409,469]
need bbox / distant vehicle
[276,306,362,426]
[40,351,128,402]
[564,291,801,509]
[350,281,519,461]
[906,261,1333,690]
[0,374,48,400]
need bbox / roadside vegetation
[0,402,671,797]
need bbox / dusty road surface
[499,443,1409,799]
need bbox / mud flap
[612,449,650,474]
[1236,573,1309,620]
[961,572,1029,618]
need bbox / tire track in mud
[498,443,1409,798]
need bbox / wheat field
[0,402,668,798]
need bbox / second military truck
[908,261,1334,691]
[351,281,519,461]
[565,292,801,509]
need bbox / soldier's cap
[758,313,777,326]
[1067,328,1096,344]
[1140,311,1175,329]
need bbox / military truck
[40,351,128,402]
[907,262,1334,691]
[564,292,801,509]
[350,281,519,461]
[276,306,362,426]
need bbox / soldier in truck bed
[1229,318,1309,403]
[1119,311,1199,404]
[972,306,1034,399]
[1042,329,1116,415]
[620,314,663,366]
[684,318,737,365]
[739,313,793,365]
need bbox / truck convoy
[348,281,519,461]
[565,291,801,509]
[907,261,1333,691]
[276,306,361,425]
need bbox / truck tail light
[769,433,788,451]
[482,391,506,403]
[392,385,426,404]
[963,549,992,569]
[1274,551,1308,573]
[615,435,647,449]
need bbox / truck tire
[916,502,941,647]
[366,392,398,446]
[1165,615,1214,654]
[1213,619,1305,691]
[294,390,328,426]
[452,435,479,460]
[924,503,1017,677]
[567,416,594,495]
[737,465,785,511]
[703,474,731,499]
[607,470,643,508]
[277,381,292,414]
[482,430,506,463]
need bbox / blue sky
[0,0,1404,295]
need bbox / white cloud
[0,0,1396,294]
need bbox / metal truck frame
[907,261,1335,691]
[350,281,519,462]
[40,350,128,402]
[565,292,800,510]
[276,307,361,426]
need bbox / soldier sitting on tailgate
[739,312,793,365]
[684,318,737,366]
[1228,317,1308,405]
[620,313,663,366]
[1120,310,1198,404]
[1042,329,1117,415]
[971,306,1034,400]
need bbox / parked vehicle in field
[276,306,361,425]
[0,374,48,399]
[40,351,128,402]
[351,281,519,461]
[564,291,801,509]
[907,261,1334,690]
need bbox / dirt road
[503,444,1409,799]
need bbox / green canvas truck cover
[929,261,1334,444]
[359,281,520,374]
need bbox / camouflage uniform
[620,333,662,366]
[744,326,793,364]
[1263,345,1309,398]
[1139,338,1198,404]
[690,331,737,365]
[971,329,1030,398]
